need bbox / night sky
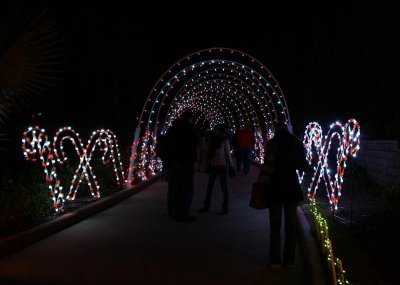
[3,1,400,148]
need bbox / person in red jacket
[237,122,255,175]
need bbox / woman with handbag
[261,121,309,268]
[198,124,235,215]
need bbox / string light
[127,48,289,183]
[308,197,350,284]
[21,47,356,284]
[301,119,361,212]
[22,126,124,212]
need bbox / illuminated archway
[127,47,291,185]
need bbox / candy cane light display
[302,119,361,211]
[22,126,125,213]
[22,126,64,211]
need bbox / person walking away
[237,122,255,175]
[259,121,309,268]
[198,124,234,215]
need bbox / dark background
[3,1,400,149]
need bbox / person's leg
[174,175,185,219]
[166,170,178,218]
[235,148,242,170]
[283,202,299,266]
[268,203,283,265]
[183,173,194,215]
[242,148,251,174]
[199,169,217,211]
[218,167,229,214]
[241,148,247,173]
[174,170,197,221]
[167,181,175,217]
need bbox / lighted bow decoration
[22,126,125,213]
[302,119,361,211]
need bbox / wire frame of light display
[22,126,125,213]
[302,119,361,212]
[127,47,291,185]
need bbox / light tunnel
[127,47,291,185]
[20,47,361,214]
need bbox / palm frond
[0,4,66,153]
[0,6,66,112]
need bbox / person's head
[274,121,289,134]
[181,111,193,122]
[214,124,227,137]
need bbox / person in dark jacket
[163,111,198,222]
[259,121,309,268]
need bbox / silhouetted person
[162,111,198,222]
[260,121,308,268]
[198,124,234,215]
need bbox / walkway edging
[0,175,160,258]
[297,205,328,285]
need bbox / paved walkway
[0,165,326,285]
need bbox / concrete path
[0,165,325,285]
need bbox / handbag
[249,144,275,209]
[249,181,270,209]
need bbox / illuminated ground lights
[22,126,124,212]
[127,47,291,184]
[308,198,350,285]
[301,119,361,212]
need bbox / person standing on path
[237,122,255,175]
[161,111,198,222]
[260,121,309,268]
[198,124,235,215]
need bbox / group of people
[157,112,238,221]
[156,112,308,268]
[156,111,198,222]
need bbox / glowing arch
[127,47,290,185]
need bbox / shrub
[0,163,53,234]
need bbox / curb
[297,205,328,285]
[0,175,160,258]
